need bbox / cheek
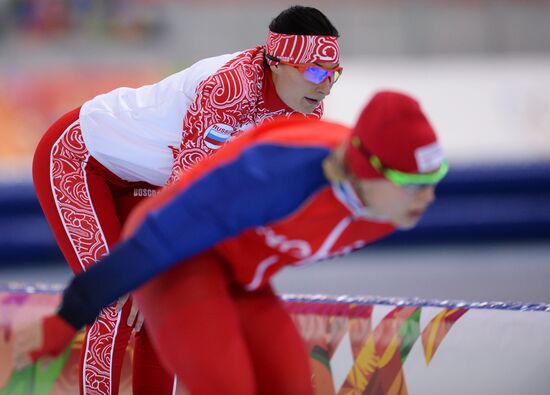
[285,71,309,94]
[279,73,299,97]
[371,189,411,214]
[392,193,414,211]
[381,196,403,213]
[367,190,392,211]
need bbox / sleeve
[167,67,254,184]
[58,143,330,329]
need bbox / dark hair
[269,6,339,37]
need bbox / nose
[316,78,332,96]
[418,186,436,204]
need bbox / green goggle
[352,137,449,187]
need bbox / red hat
[344,91,445,180]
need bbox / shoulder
[198,47,265,93]
[216,46,265,74]
[247,117,351,150]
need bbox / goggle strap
[386,160,449,185]
[356,140,448,185]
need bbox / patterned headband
[265,31,340,65]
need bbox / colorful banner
[286,301,463,395]
[1,288,549,394]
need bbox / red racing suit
[33,46,321,395]
[57,116,396,394]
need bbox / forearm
[57,236,162,329]
[58,143,329,329]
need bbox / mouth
[407,209,424,219]
[304,97,321,106]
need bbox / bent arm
[58,143,330,329]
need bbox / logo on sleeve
[204,123,235,150]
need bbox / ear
[322,147,348,182]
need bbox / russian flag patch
[204,123,235,150]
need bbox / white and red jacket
[79,46,322,186]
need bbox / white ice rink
[1,242,549,304]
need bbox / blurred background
[0,0,549,302]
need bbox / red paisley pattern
[265,31,340,65]
[168,46,322,183]
[51,121,122,395]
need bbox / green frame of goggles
[369,155,449,186]
[352,137,449,186]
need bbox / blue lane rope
[1,282,549,312]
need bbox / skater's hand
[116,294,144,332]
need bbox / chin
[296,105,314,114]
[299,100,319,114]
[394,218,419,230]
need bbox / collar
[331,180,390,222]
[262,66,293,112]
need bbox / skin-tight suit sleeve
[58,143,330,329]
